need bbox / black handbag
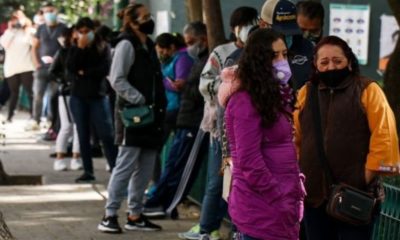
[310,83,376,226]
[119,78,156,129]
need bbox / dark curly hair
[237,28,288,127]
[310,35,360,83]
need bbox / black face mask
[318,68,351,88]
[139,19,155,35]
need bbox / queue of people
[0,0,399,240]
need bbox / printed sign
[329,4,370,65]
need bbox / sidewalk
[0,110,206,240]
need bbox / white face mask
[238,25,254,44]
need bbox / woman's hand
[365,169,376,185]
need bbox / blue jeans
[200,138,227,233]
[236,232,260,240]
[69,95,117,175]
[145,128,198,209]
[32,68,57,123]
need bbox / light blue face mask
[285,35,293,49]
[44,12,57,25]
[87,31,95,43]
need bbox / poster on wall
[329,4,370,65]
[378,14,399,74]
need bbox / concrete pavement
[0,110,225,240]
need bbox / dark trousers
[146,128,198,209]
[153,109,179,182]
[69,95,117,175]
[6,71,33,120]
[304,203,375,240]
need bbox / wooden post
[202,0,226,51]
[185,0,203,22]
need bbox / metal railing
[373,183,400,240]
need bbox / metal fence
[373,184,400,240]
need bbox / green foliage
[0,0,112,25]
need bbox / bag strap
[310,83,336,185]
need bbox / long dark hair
[237,28,286,127]
[310,36,360,83]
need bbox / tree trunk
[202,0,226,51]
[384,0,400,135]
[186,0,203,22]
[0,212,15,240]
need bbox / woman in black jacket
[66,17,117,182]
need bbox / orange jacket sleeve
[361,82,400,174]
[294,85,308,159]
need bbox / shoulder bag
[119,78,155,129]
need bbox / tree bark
[202,0,226,51]
[384,0,400,134]
[186,0,203,22]
[0,212,16,240]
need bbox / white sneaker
[106,163,111,172]
[54,159,68,171]
[70,158,83,170]
[24,121,40,131]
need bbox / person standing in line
[294,36,400,240]
[296,1,325,45]
[179,6,258,240]
[28,2,67,131]
[220,28,305,240]
[97,3,166,233]
[49,27,82,172]
[65,17,117,182]
[0,10,34,122]
[143,21,208,218]
[259,0,314,90]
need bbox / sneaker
[209,230,221,240]
[105,163,111,172]
[24,121,40,131]
[178,225,221,240]
[97,215,122,234]
[142,205,166,218]
[124,214,162,231]
[75,172,95,183]
[178,224,200,239]
[200,234,210,240]
[41,129,57,141]
[53,159,68,171]
[70,158,83,170]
